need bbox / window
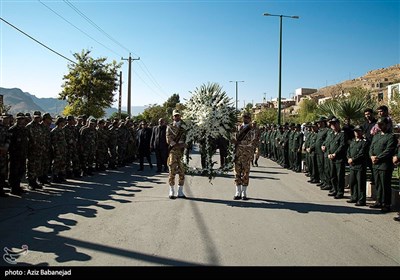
[378,92,384,101]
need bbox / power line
[137,61,169,97]
[38,0,123,58]
[0,17,76,64]
[63,0,135,56]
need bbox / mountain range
[0,87,146,117]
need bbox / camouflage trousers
[234,147,253,186]
[168,150,185,186]
[27,152,42,180]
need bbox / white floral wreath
[182,83,237,181]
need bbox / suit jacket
[369,132,397,170]
[347,138,368,170]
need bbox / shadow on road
[0,164,174,266]
[186,196,382,215]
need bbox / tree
[59,49,121,118]
[141,104,168,125]
[244,103,253,113]
[317,87,377,124]
[255,108,277,125]
[389,85,400,124]
[297,98,318,123]
[109,111,129,121]
[163,93,181,117]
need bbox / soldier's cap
[42,113,52,120]
[89,118,97,123]
[377,117,389,124]
[284,122,289,126]
[316,116,327,123]
[98,119,105,124]
[113,119,119,124]
[172,109,181,116]
[290,123,295,127]
[55,117,65,125]
[1,113,12,118]
[296,124,301,128]
[329,117,340,124]
[33,111,41,117]
[16,112,25,119]
[353,125,363,131]
[66,115,75,121]
[25,112,31,117]
[241,112,251,118]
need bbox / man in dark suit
[150,118,168,172]
[137,121,153,171]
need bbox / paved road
[0,153,399,266]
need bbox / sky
[0,0,399,110]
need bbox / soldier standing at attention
[39,113,53,186]
[64,116,81,178]
[232,112,257,200]
[26,111,44,190]
[369,117,397,212]
[51,117,67,183]
[8,113,28,196]
[166,110,187,199]
[346,125,368,206]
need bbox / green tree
[141,104,168,125]
[59,49,121,118]
[297,98,318,123]
[255,108,277,125]
[163,93,181,117]
[389,85,400,123]
[109,111,129,120]
[317,88,377,124]
[244,103,253,113]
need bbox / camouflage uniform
[51,119,67,182]
[117,122,130,166]
[108,121,119,169]
[96,121,109,171]
[80,119,97,175]
[39,117,52,184]
[63,120,81,177]
[26,112,44,188]
[235,124,257,187]
[166,120,186,188]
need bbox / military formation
[1,105,399,221]
[0,111,145,197]
[258,105,399,215]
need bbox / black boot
[254,159,258,167]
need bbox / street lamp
[229,80,244,113]
[263,12,299,125]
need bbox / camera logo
[3,245,29,265]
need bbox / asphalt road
[0,152,399,266]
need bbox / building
[294,88,317,104]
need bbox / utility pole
[229,80,244,113]
[118,71,122,119]
[121,53,140,117]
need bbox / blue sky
[0,0,399,110]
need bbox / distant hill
[311,64,400,101]
[0,87,146,117]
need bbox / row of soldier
[257,106,399,212]
[0,111,169,197]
